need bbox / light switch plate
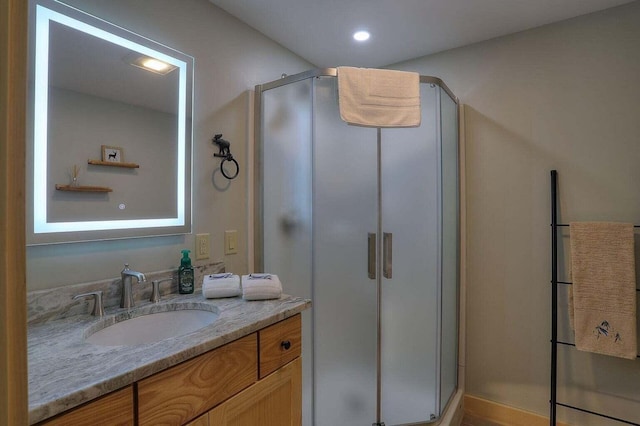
[225,230,238,255]
[195,233,210,260]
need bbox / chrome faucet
[120,263,146,309]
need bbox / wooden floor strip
[463,395,570,426]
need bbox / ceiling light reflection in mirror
[32,3,189,237]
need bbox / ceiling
[209,0,635,68]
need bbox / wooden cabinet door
[40,386,133,426]
[137,334,257,426]
[208,357,301,426]
[185,412,209,426]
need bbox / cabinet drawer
[137,334,258,426]
[39,386,133,426]
[259,314,301,378]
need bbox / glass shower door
[439,87,459,413]
[380,83,441,423]
[261,78,314,426]
[260,73,458,426]
[313,76,379,426]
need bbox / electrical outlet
[195,233,210,260]
[225,230,238,255]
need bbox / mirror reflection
[28,0,193,244]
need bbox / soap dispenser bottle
[178,249,194,294]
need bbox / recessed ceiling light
[353,31,370,42]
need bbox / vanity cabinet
[39,386,133,426]
[185,315,302,426]
[37,314,302,426]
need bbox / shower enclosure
[254,68,459,425]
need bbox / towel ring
[220,155,239,180]
[212,134,240,180]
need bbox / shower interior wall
[258,72,459,425]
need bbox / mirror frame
[27,0,193,245]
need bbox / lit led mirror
[27,0,193,244]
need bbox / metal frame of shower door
[376,128,383,426]
[255,67,458,104]
[444,85,463,420]
[432,82,463,421]
[253,68,461,426]
[253,67,459,274]
[253,69,459,271]
[435,84,444,420]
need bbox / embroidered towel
[242,274,282,301]
[337,67,420,128]
[202,273,241,299]
[569,222,637,359]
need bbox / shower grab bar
[383,232,392,279]
[368,233,377,279]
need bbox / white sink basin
[86,309,218,346]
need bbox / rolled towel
[202,273,241,299]
[242,274,282,301]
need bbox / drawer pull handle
[281,340,291,350]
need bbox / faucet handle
[150,278,174,303]
[73,291,104,317]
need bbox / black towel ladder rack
[550,169,640,426]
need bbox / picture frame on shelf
[101,145,123,163]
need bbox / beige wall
[393,2,640,424]
[26,0,312,290]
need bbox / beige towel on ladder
[337,66,421,128]
[569,222,637,359]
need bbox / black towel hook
[212,134,239,180]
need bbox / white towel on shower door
[337,67,421,128]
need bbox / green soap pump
[178,249,194,294]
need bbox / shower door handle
[383,232,392,279]
[368,233,376,279]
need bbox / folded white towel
[337,66,421,128]
[242,274,282,301]
[202,273,241,299]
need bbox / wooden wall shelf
[55,184,113,193]
[88,159,139,169]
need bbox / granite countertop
[28,292,311,424]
